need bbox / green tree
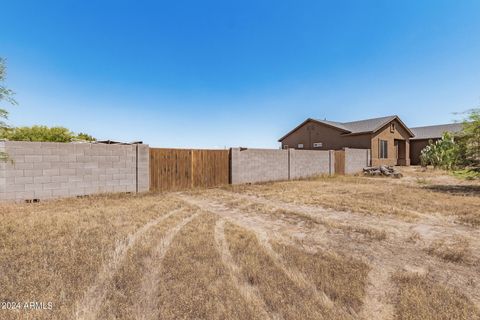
[76,132,97,142]
[460,108,480,166]
[0,58,17,161]
[0,125,96,142]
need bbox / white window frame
[379,140,388,159]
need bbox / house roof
[410,123,463,140]
[313,119,351,131]
[339,115,399,134]
[278,115,414,141]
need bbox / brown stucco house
[279,115,463,167]
[278,115,414,166]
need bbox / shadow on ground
[423,184,480,196]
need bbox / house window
[379,140,388,159]
[283,145,289,149]
[313,142,323,148]
[390,123,395,133]
[297,144,304,149]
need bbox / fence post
[228,148,232,184]
[287,148,291,180]
[328,150,332,176]
[191,149,194,188]
[135,144,139,193]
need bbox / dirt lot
[0,167,479,320]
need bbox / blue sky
[1,1,480,148]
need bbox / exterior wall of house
[340,133,373,149]
[280,120,371,150]
[0,141,149,202]
[410,139,436,165]
[371,119,411,166]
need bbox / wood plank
[150,148,230,192]
[334,150,345,175]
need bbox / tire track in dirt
[182,192,400,320]
[217,190,479,236]
[180,191,480,317]
[75,208,184,320]
[214,190,480,318]
[134,211,201,320]
[214,219,272,320]
[248,222,336,311]
[209,191,397,320]
[179,194,344,318]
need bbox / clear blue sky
[1,1,480,148]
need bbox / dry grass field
[0,167,479,320]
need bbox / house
[278,115,463,167]
[409,123,463,165]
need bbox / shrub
[420,132,461,170]
[0,125,96,142]
[459,108,480,167]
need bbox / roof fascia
[278,118,350,142]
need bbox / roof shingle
[314,115,408,135]
[410,123,463,140]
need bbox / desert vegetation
[420,108,480,179]
[0,57,17,161]
[0,168,479,319]
[0,125,96,142]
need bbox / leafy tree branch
[0,57,17,161]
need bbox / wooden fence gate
[149,148,230,192]
[334,150,345,175]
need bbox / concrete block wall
[136,144,150,192]
[0,141,149,201]
[289,149,334,179]
[231,148,335,184]
[344,148,371,174]
[231,148,289,184]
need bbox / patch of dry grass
[0,193,184,320]
[223,168,480,226]
[425,237,471,264]
[392,271,480,320]
[217,196,320,227]
[154,213,261,320]
[224,222,350,320]
[210,191,387,241]
[94,208,196,319]
[271,241,370,313]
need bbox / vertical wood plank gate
[149,148,230,192]
[334,150,345,175]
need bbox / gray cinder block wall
[231,148,289,184]
[289,149,334,179]
[231,148,335,184]
[344,148,371,174]
[136,144,150,192]
[0,141,149,201]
